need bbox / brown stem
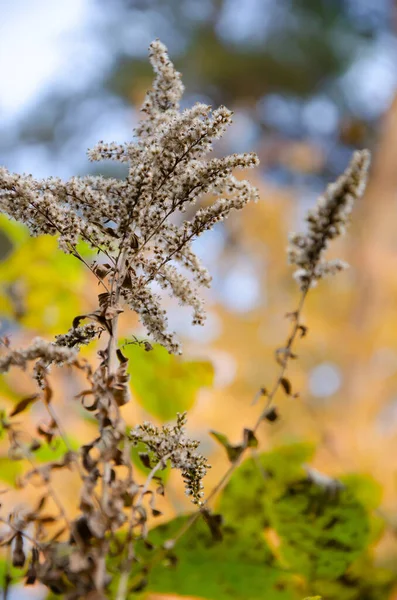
[116,456,170,600]
[95,249,128,592]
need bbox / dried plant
[0,38,372,600]
[287,149,370,290]
[0,40,258,354]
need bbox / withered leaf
[43,384,53,405]
[81,394,99,412]
[228,446,244,462]
[25,570,36,586]
[104,226,119,238]
[12,533,25,568]
[72,516,92,543]
[73,312,111,334]
[81,443,97,471]
[264,406,279,423]
[73,314,86,329]
[121,270,133,290]
[116,348,128,364]
[210,431,243,463]
[26,551,38,585]
[243,428,258,449]
[98,291,111,310]
[37,515,57,524]
[202,509,223,541]
[92,264,111,279]
[298,324,308,338]
[138,452,152,469]
[130,232,140,250]
[29,439,41,452]
[280,377,292,396]
[251,387,267,405]
[9,394,39,417]
[37,420,56,444]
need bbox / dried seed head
[0,40,259,353]
[287,149,370,290]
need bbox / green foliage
[310,552,396,600]
[0,216,85,333]
[122,341,214,420]
[268,479,368,580]
[131,516,295,600]
[0,560,25,589]
[0,456,23,486]
[339,473,382,510]
[33,436,80,462]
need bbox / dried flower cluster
[0,337,78,374]
[130,412,210,505]
[287,149,370,289]
[54,323,103,349]
[0,39,259,353]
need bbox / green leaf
[122,515,296,600]
[0,559,25,589]
[0,457,23,486]
[33,437,80,462]
[0,223,85,333]
[122,341,214,420]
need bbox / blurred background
[2,0,397,595]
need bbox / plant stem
[116,456,170,600]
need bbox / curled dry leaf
[9,394,39,417]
